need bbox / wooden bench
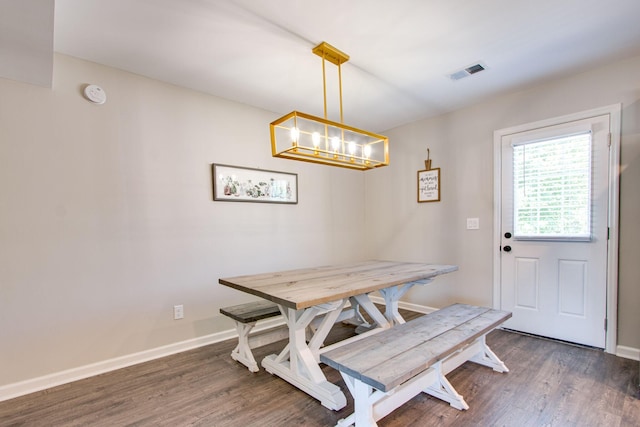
[320,303,512,427]
[220,300,287,372]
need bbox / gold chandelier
[270,42,389,171]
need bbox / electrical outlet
[173,304,184,320]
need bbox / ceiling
[46,0,640,131]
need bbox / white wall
[0,54,366,389]
[366,55,640,350]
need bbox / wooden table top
[218,260,458,310]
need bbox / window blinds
[512,132,592,240]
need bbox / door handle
[504,232,512,239]
[503,245,512,253]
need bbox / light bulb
[348,141,356,155]
[290,127,300,142]
[331,136,340,152]
[363,145,372,158]
[312,132,320,147]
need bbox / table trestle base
[262,295,394,410]
[340,299,371,327]
[262,354,347,410]
[378,279,433,325]
[262,301,349,410]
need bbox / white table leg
[378,279,433,325]
[341,298,371,328]
[351,294,390,329]
[262,301,348,410]
[261,286,444,412]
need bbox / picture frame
[212,163,298,204]
[417,168,440,203]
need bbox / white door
[499,114,610,348]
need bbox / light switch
[466,218,480,230]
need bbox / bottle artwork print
[219,174,292,201]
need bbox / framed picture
[212,163,298,204]
[418,168,440,203]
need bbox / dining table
[218,260,458,410]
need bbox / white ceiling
[49,0,640,132]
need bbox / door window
[512,132,592,241]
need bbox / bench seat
[220,300,281,323]
[220,300,286,372]
[320,303,512,427]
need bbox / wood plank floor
[1,310,638,426]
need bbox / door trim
[493,104,621,354]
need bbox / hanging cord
[322,53,328,119]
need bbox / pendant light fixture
[270,42,389,171]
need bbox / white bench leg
[422,335,507,410]
[469,335,509,372]
[423,362,469,410]
[230,322,259,372]
[353,379,378,427]
[336,374,378,427]
[338,366,448,427]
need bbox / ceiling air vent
[465,64,485,74]
[449,62,487,81]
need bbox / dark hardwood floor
[1,309,638,426]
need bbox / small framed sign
[418,168,440,203]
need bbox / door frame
[492,104,621,354]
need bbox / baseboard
[0,316,285,403]
[616,345,640,361]
[368,295,437,314]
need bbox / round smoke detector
[83,84,107,104]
